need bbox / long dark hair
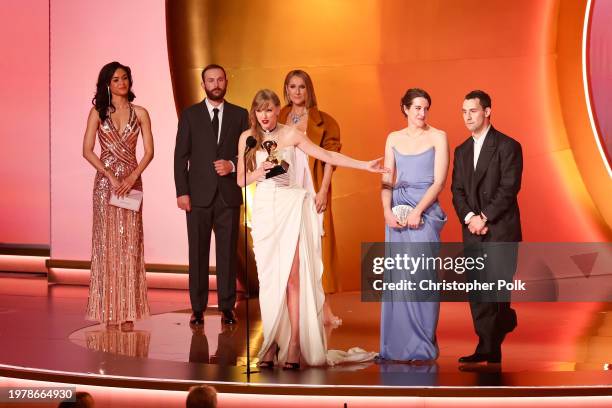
[92,61,136,122]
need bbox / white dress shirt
[204,98,224,143]
[472,124,490,170]
[204,99,235,173]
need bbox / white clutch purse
[392,204,424,225]
[109,189,143,212]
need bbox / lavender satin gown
[379,147,447,361]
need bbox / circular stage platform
[1,275,612,406]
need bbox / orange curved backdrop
[167,0,611,291]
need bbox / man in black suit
[451,90,523,364]
[174,64,249,326]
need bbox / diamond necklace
[290,109,307,124]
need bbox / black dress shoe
[458,352,501,364]
[221,310,237,325]
[189,312,204,326]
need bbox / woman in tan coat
[279,70,342,326]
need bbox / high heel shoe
[257,344,278,369]
[283,344,301,370]
[283,361,301,370]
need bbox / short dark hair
[58,392,94,408]
[465,90,491,109]
[400,88,431,116]
[201,64,226,81]
[186,385,217,408]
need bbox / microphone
[245,136,257,152]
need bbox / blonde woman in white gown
[237,90,384,369]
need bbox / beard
[205,86,227,102]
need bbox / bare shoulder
[87,107,100,123]
[386,129,405,145]
[239,128,253,144]
[428,127,448,149]
[427,125,447,140]
[132,104,150,119]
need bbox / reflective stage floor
[1,273,612,401]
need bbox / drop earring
[107,85,111,102]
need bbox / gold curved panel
[165,0,212,112]
[556,0,612,233]
[166,0,611,292]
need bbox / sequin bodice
[97,104,142,189]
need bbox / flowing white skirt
[251,183,327,366]
[251,182,377,366]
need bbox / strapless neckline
[392,146,434,157]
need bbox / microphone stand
[242,145,256,379]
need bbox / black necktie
[212,107,219,143]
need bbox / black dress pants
[467,242,519,356]
[186,192,239,314]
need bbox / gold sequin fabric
[85,328,151,358]
[86,104,150,324]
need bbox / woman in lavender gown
[379,88,448,361]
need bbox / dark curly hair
[92,61,136,122]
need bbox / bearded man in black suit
[174,64,249,326]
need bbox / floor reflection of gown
[252,142,375,366]
[380,147,447,361]
[85,329,150,358]
[85,104,149,324]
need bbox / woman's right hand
[256,161,275,178]
[384,209,403,228]
[365,157,391,174]
[106,171,122,192]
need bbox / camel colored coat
[279,105,341,293]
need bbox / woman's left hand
[365,158,390,173]
[406,210,423,229]
[315,190,328,213]
[115,173,138,197]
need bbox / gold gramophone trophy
[262,140,289,179]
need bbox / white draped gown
[251,142,376,366]
[252,144,327,366]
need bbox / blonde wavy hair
[245,89,282,171]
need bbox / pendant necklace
[290,109,307,124]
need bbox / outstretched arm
[290,128,386,173]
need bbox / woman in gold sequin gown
[82,62,154,328]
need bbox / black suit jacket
[174,100,249,207]
[451,126,523,243]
